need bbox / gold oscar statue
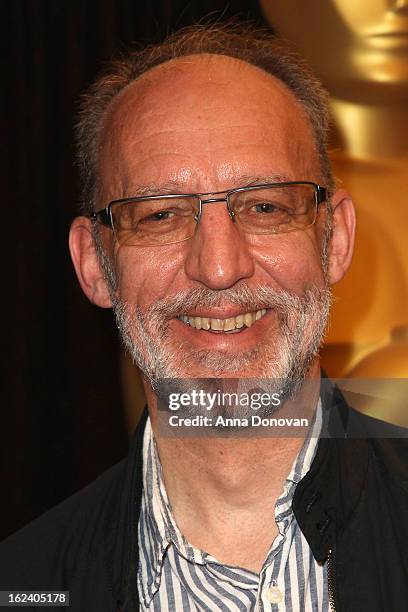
[261,0,408,393]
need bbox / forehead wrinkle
[128,101,290,131]
[122,174,294,198]
[114,97,304,147]
[109,135,317,200]
[117,127,302,168]
[135,123,272,137]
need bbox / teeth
[223,317,236,331]
[201,317,210,330]
[235,314,244,329]
[179,309,268,332]
[244,313,254,328]
[210,318,223,331]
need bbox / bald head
[99,54,322,205]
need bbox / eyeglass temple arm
[316,185,327,204]
[89,208,112,228]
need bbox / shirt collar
[139,418,211,604]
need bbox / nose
[184,201,255,290]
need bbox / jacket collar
[292,380,369,562]
[113,408,147,612]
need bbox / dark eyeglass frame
[90,181,328,241]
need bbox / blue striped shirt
[138,404,328,611]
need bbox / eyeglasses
[90,181,327,247]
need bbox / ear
[69,217,113,308]
[327,189,356,285]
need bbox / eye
[253,202,282,214]
[143,210,174,222]
[248,200,293,217]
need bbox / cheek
[250,232,325,293]
[109,232,324,305]
[113,243,187,308]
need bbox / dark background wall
[2,1,267,541]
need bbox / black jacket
[1,383,408,612]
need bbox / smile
[178,309,268,333]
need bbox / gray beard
[111,283,332,418]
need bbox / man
[1,23,408,612]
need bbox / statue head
[261,0,408,102]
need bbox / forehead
[99,54,319,198]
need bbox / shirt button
[265,585,283,604]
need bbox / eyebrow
[123,174,292,198]
[231,174,291,189]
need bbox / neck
[331,97,408,160]
[144,363,321,571]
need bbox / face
[261,0,408,95]
[333,0,408,40]
[86,56,338,390]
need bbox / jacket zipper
[327,548,337,611]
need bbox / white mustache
[139,284,331,334]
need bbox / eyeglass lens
[111,183,318,246]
